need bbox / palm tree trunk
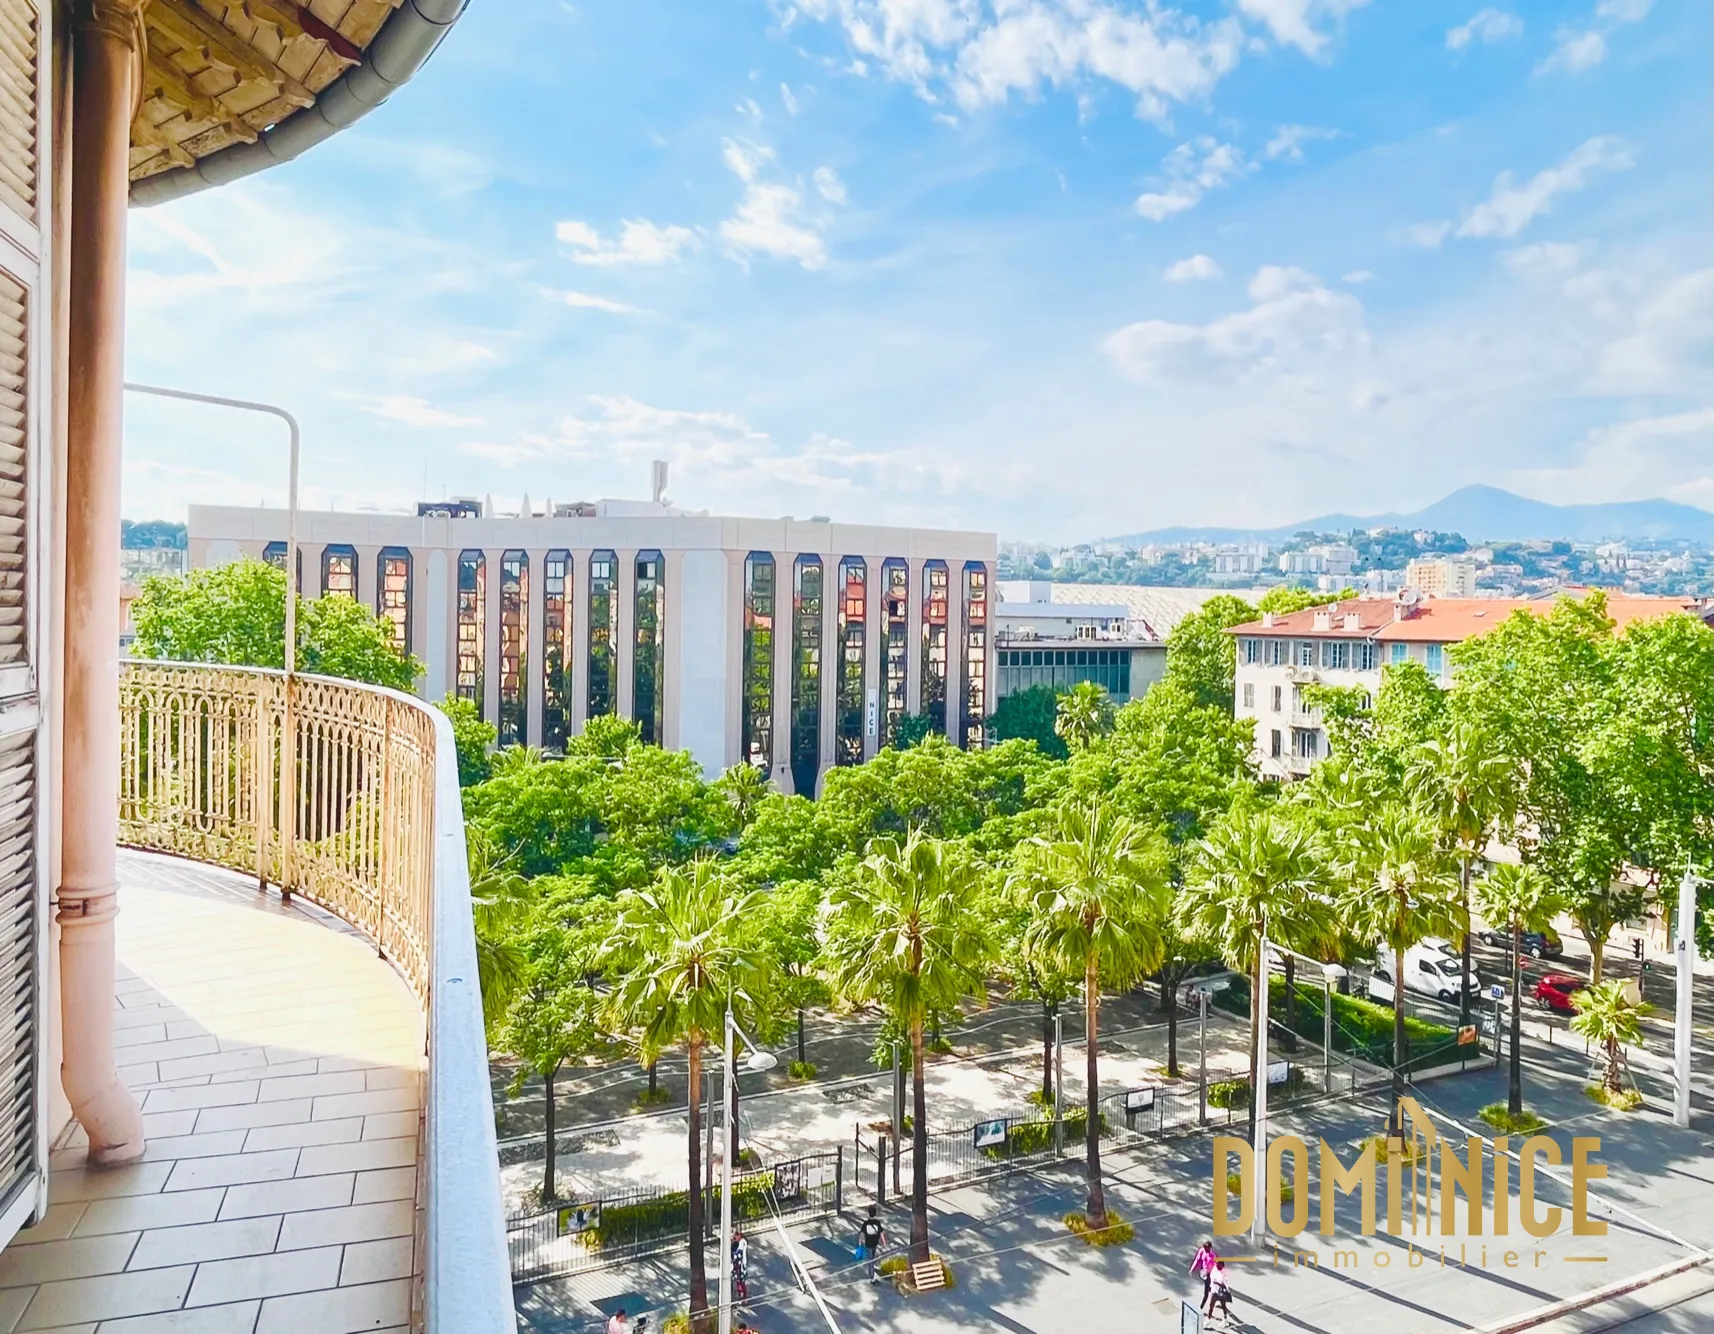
[1392,950,1408,1123]
[1162,979,1180,1079]
[1508,919,1524,1118]
[687,1037,709,1334]
[647,1059,658,1100]
[1605,1036,1621,1095]
[1460,852,1473,1029]
[910,1017,931,1264]
[542,1062,558,1203]
[797,1007,807,1065]
[1084,958,1107,1229]
[1041,1000,1055,1104]
[1590,934,1606,985]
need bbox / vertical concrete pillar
[724,550,745,771]
[354,543,380,613]
[661,549,685,752]
[60,0,147,1166]
[525,548,546,748]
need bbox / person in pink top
[1190,1240,1218,1313]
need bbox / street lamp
[1674,868,1701,1129]
[719,1007,776,1334]
[1320,962,1347,1094]
[122,383,301,893]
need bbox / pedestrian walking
[731,1228,750,1303]
[1207,1261,1235,1327]
[1189,1239,1218,1313]
[857,1205,885,1282]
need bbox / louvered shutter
[0,729,34,1217]
[0,0,44,1251]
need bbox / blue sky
[122,0,1711,543]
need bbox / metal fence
[508,1150,843,1281]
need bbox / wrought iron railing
[117,661,513,1333]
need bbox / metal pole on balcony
[122,384,301,898]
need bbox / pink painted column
[59,0,147,1165]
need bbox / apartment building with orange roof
[1230,589,1710,779]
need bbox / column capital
[75,0,148,49]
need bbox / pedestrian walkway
[0,851,424,1332]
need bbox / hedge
[586,1172,778,1250]
[1213,975,1460,1066]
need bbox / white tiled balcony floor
[0,850,425,1333]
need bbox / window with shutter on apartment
[0,727,37,1220]
[0,270,25,671]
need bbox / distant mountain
[1116,486,1714,546]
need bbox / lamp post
[1674,868,1699,1129]
[1053,1011,1065,1154]
[122,384,301,893]
[720,1007,777,1334]
[1197,989,1209,1126]
[1252,934,1271,1244]
[1321,963,1347,1094]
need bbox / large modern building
[188,495,996,794]
[1230,589,1708,779]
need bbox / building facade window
[543,550,571,753]
[1357,641,1378,672]
[262,541,302,593]
[377,548,411,658]
[321,544,356,598]
[921,560,949,732]
[1322,639,1350,670]
[1292,727,1321,760]
[1242,638,1261,665]
[1425,642,1444,676]
[742,553,776,771]
[1390,642,1408,666]
[1297,640,1315,668]
[1271,685,1282,713]
[588,549,617,718]
[791,556,822,797]
[456,550,485,712]
[497,551,529,747]
[835,558,866,766]
[962,562,987,748]
[1267,639,1288,667]
[633,550,664,745]
[994,648,1131,699]
[881,559,908,746]
[1242,682,1255,709]
[1271,729,1282,758]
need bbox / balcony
[2,665,512,1332]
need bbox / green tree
[1054,681,1114,754]
[604,861,766,1334]
[993,897,1080,1105]
[438,696,496,787]
[1185,807,1333,1138]
[1152,913,1216,1079]
[716,762,771,830]
[753,879,830,1067]
[497,929,615,1204]
[131,557,420,690]
[1408,720,1518,1027]
[987,684,1069,758]
[890,710,938,750]
[1570,980,1650,1096]
[1337,803,1462,1116]
[825,831,992,1262]
[1256,586,1357,615]
[466,827,530,1027]
[1162,595,1258,713]
[1012,801,1169,1229]
[1474,864,1564,1117]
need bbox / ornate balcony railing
[117,660,514,1334]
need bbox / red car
[1533,973,1587,1013]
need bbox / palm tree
[1474,864,1563,1118]
[1409,721,1517,1027]
[604,861,765,1334]
[466,828,529,1025]
[1054,681,1113,754]
[1571,980,1651,1097]
[1012,800,1169,1230]
[1338,804,1462,1119]
[1184,807,1333,1139]
[825,830,992,1263]
[716,762,770,830]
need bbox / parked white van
[1368,944,1481,1006]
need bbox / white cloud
[1499,242,1585,279]
[1405,220,1452,248]
[719,140,840,270]
[1164,254,1222,282]
[788,0,1247,121]
[813,166,848,204]
[1105,265,1369,385]
[1342,269,1377,284]
[362,396,484,429]
[1508,408,1714,507]
[555,218,701,265]
[780,82,800,114]
[1539,0,1651,73]
[1593,267,1714,393]
[1234,0,1368,58]
[1263,124,1338,161]
[552,290,638,314]
[1133,138,1249,221]
[1456,136,1633,239]
[737,97,764,120]
[1445,8,1522,50]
